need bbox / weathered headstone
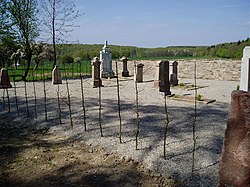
[159,60,171,95]
[100,41,115,78]
[240,46,250,91]
[120,56,129,77]
[92,57,102,88]
[154,62,160,87]
[134,63,144,83]
[52,65,62,84]
[218,90,250,187]
[0,68,12,89]
[170,61,178,86]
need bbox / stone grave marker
[120,56,129,77]
[92,57,102,88]
[0,68,12,89]
[100,41,115,78]
[52,65,62,84]
[218,90,250,186]
[170,61,178,86]
[134,63,144,83]
[159,60,171,95]
[240,46,250,91]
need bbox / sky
[71,0,250,48]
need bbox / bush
[60,55,74,64]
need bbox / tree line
[58,38,250,61]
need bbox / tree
[32,43,54,70]
[0,0,12,39]
[0,0,17,67]
[60,54,74,64]
[40,0,80,67]
[7,0,39,80]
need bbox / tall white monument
[240,46,250,91]
[100,41,114,78]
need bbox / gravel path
[0,60,240,186]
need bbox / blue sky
[71,0,250,47]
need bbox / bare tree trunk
[134,62,140,150]
[115,61,122,143]
[192,60,197,174]
[34,60,39,70]
[80,61,87,131]
[52,0,57,67]
[22,54,32,81]
[163,94,170,159]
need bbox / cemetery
[0,40,249,186]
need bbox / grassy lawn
[7,61,92,81]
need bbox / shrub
[60,55,74,64]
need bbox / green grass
[7,60,92,82]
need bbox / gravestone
[52,65,62,84]
[154,62,160,87]
[240,46,250,91]
[0,68,12,89]
[92,57,102,88]
[218,90,250,186]
[100,41,115,78]
[170,61,178,86]
[120,56,129,77]
[159,60,171,95]
[134,63,144,83]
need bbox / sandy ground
[0,59,240,186]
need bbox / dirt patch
[0,120,175,187]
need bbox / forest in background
[1,38,250,68]
[58,38,250,61]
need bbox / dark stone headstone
[120,56,129,77]
[92,57,102,88]
[0,68,12,89]
[170,61,178,86]
[218,90,250,187]
[159,61,171,95]
[134,63,144,83]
